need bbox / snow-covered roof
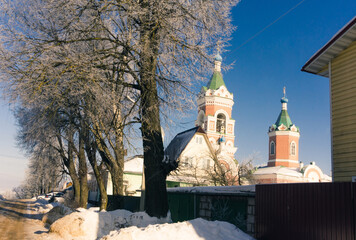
[124,155,143,173]
[167,185,255,195]
[253,166,303,178]
[167,175,210,185]
[322,174,332,181]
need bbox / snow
[124,156,144,173]
[253,166,303,177]
[102,218,254,240]
[35,204,254,240]
[47,208,173,239]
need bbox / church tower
[195,54,237,157]
[268,87,300,168]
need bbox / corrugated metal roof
[301,16,356,77]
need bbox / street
[0,199,48,240]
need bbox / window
[181,157,190,167]
[216,113,226,134]
[270,141,275,155]
[291,142,296,156]
[205,159,211,168]
[195,136,203,144]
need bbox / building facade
[302,17,356,182]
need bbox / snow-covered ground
[102,217,254,240]
[35,202,255,240]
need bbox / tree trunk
[111,164,124,196]
[65,145,81,204]
[112,126,124,196]
[94,122,124,209]
[89,158,107,210]
[139,24,168,217]
[66,158,81,204]
[78,134,89,208]
[84,128,108,211]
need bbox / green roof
[207,71,225,90]
[275,110,293,129]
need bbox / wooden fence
[255,182,355,240]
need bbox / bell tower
[195,53,237,157]
[268,87,300,168]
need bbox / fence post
[194,193,196,219]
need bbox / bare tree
[208,151,258,186]
[0,0,239,217]
[12,145,63,199]
[237,154,257,185]
[173,150,257,187]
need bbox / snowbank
[102,218,254,240]
[43,207,254,240]
[48,208,172,239]
[33,199,57,214]
[42,205,73,225]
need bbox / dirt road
[0,199,48,240]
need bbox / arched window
[216,113,226,134]
[291,142,296,156]
[270,141,275,155]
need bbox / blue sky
[223,0,356,173]
[1,0,356,192]
[168,0,356,175]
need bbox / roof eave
[301,16,356,77]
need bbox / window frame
[270,141,275,155]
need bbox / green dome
[207,71,226,90]
[275,110,293,129]
[273,110,299,132]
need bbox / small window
[270,141,275,155]
[205,159,211,168]
[199,137,202,144]
[291,142,296,156]
[184,157,192,167]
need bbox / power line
[229,0,307,54]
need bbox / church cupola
[195,52,237,157]
[268,87,300,168]
[214,53,222,72]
